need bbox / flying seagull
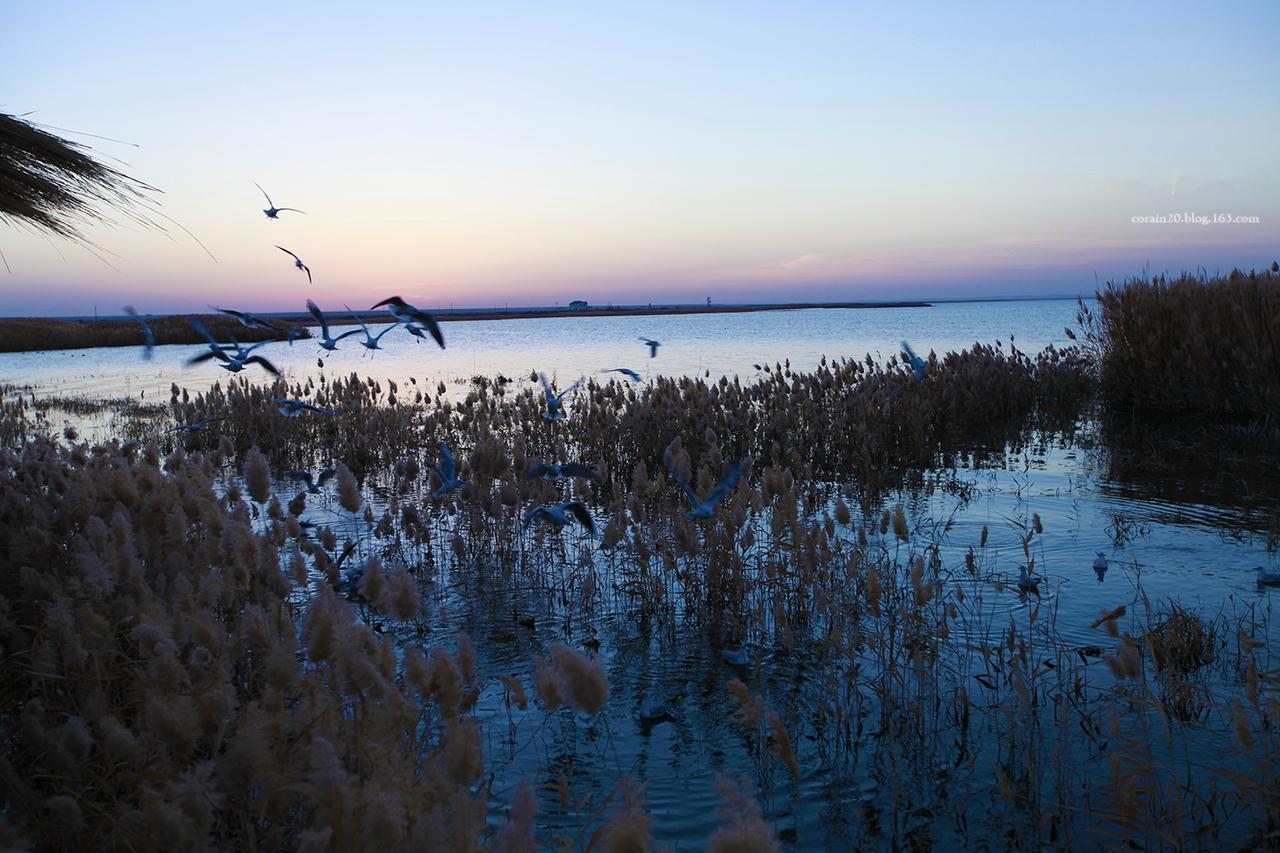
[288,468,336,494]
[215,307,280,331]
[601,368,641,382]
[123,306,154,360]
[167,417,224,434]
[276,246,312,284]
[271,397,339,417]
[538,373,581,421]
[526,460,598,481]
[405,320,443,346]
[426,444,465,499]
[187,343,280,376]
[255,182,306,219]
[346,307,402,352]
[370,296,444,349]
[189,317,263,361]
[669,459,741,520]
[901,341,926,380]
[639,337,660,358]
[523,501,595,535]
[307,299,362,351]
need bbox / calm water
[0,299,1078,401]
[5,297,1278,847]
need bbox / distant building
[569,300,589,311]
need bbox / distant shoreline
[0,301,931,353]
[294,300,931,324]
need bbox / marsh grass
[1,337,1277,849]
[1076,267,1280,425]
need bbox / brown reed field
[1,334,1278,850]
[1073,265,1280,426]
[0,314,308,353]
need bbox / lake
[0,299,1080,401]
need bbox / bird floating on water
[370,296,444,349]
[538,373,581,421]
[1017,564,1042,595]
[276,246,312,284]
[271,397,338,418]
[288,468,335,493]
[523,501,595,535]
[167,417,224,434]
[215,307,280,331]
[638,701,676,726]
[601,368,641,382]
[123,306,154,360]
[1257,566,1280,586]
[1093,552,1108,571]
[639,337,660,358]
[255,182,305,219]
[426,444,465,499]
[307,299,362,351]
[901,341,927,380]
[526,460,598,481]
[670,460,741,520]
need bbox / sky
[1,1,1277,315]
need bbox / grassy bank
[1076,266,1280,425]
[0,315,308,353]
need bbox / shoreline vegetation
[0,301,928,354]
[0,314,308,354]
[0,269,1278,850]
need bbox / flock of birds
[119,183,771,549]
[118,187,1280,617]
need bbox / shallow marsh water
[3,297,1277,848]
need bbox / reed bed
[1075,266,1280,425]
[1,340,1276,849]
[0,315,307,353]
[155,339,1091,493]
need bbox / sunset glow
[2,2,1277,314]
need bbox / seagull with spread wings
[288,468,336,494]
[214,307,280,331]
[255,182,306,219]
[538,372,581,421]
[669,459,742,520]
[601,368,641,382]
[523,501,595,535]
[346,307,402,352]
[277,246,312,283]
[370,296,444,349]
[272,397,339,417]
[426,444,465,499]
[307,299,361,351]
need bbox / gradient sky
[2,1,1277,314]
